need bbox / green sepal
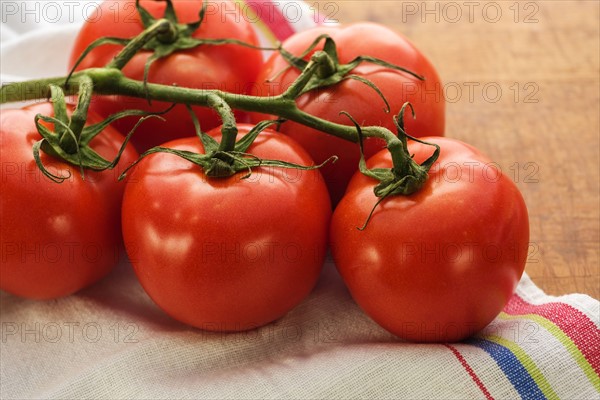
[32,85,170,183]
[136,0,158,27]
[79,106,173,146]
[182,0,207,34]
[137,0,198,29]
[342,103,439,230]
[132,0,274,100]
[234,119,284,153]
[66,37,131,84]
[342,74,391,113]
[185,103,283,155]
[35,114,105,182]
[276,35,425,109]
[119,145,337,181]
[184,104,219,154]
[119,119,336,181]
[274,34,332,73]
[33,111,165,182]
[390,103,440,174]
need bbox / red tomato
[330,137,529,342]
[70,0,263,152]
[121,125,331,331]
[0,103,138,299]
[251,22,445,205]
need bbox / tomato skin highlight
[0,103,138,300]
[69,0,263,152]
[251,22,445,205]
[330,137,529,342]
[121,125,331,331]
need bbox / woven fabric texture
[1,261,599,399]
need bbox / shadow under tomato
[76,257,192,333]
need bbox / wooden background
[310,0,600,298]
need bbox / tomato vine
[0,14,436,206]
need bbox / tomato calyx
[33,79,166,183]
[275,34,425,112]
[120,110,337,180]
[68,0,270,97]
[345,103,440,230]
[130,0,219,90]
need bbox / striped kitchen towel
[236,0,332,45]
[2,264,598,399]
[443,274,599,399]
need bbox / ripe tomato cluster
[0,0,528,342]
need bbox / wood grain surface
[310,0,600,298]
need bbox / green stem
[67,75,93,140]
[1,76,76,103]
[205,93,237,152]
[387,136,411,176]
[281,51,329,99]
[1,67,408,173]
[106,19,173,70]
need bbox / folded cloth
[1,260,598,399]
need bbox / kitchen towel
[1,260,598,399]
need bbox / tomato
[0,103,138,299]
[121,124,331,331]
[250,22,445,205]
[69,0,263,152]
[330,137,529,342]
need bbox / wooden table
[311,0,600,298]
